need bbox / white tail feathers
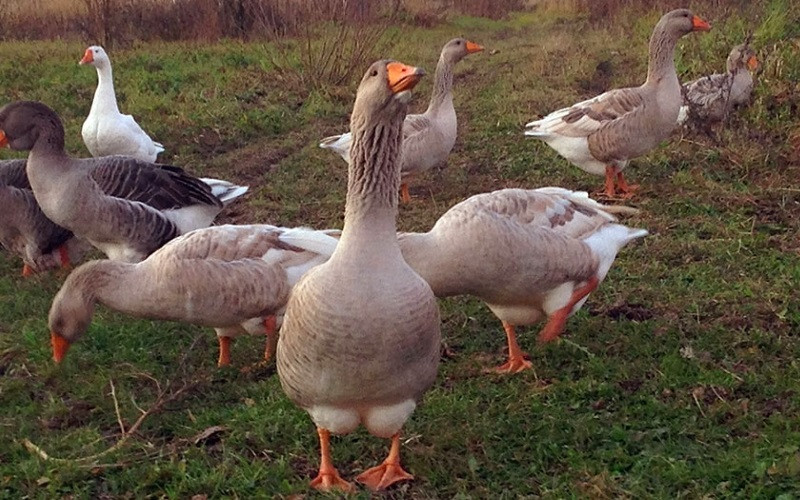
[201,178,249,205]
[278,227,340,258]
[535,186,641,218]
[676,105,689,125]
[583,224,648,281]
[319,132,352,163]
[153,141,165,153]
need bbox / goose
[277,60,438,492]
[80,45,165,162]
[677,42,758,125]
[0,159,88,276]
[48,224,339,367]
[524,9,711,198]
[0,100,248,263]
[320,38,483,203]
[398,187,647,373]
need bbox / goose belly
[543,135,610,175]
[277,263,440,434]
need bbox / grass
[1,1,800,497]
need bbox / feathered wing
[0,159,31,189]
[525,87,645,138]
[121,113,164,153]
[152,225,289,262]
[441,188,626,240]
[87,157,221,210]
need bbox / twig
[692,391,707,417]
[109,379,125,435]
[22,334,206,465]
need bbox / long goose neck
[64,260,135,313]
[91,62,120,114]
[397,231,445,292]
[645,25,680,86]
[343,105,405,243]
[426,55,455,114]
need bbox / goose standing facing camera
[278,60,439,492]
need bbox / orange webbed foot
[356,462,414,491]
[399,183,412,204]
[21,264,34,277]
[310,469,355,493]
[492,355,533,374]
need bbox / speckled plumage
[399,188,647,329]
[49,224,338,355]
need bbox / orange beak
[747,55,759,70]
[51,332,71,363]
[79,48,93,65]
[0,130,7,148]
[691,15,711,31]
[465,41,484,54]
[386,62,425,94]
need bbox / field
[1,0,800,497]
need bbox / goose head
[657,9,711,39]
[441,37,484,64]
[350,60,425,130]
[0,100,64,152]
[79,45,110,68]
[48,280,95,364]
[727,43,758,72]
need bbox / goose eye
[370,70,378,77]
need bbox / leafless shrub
[267,0,402,95]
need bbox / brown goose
[48,224,339,366]
[277,61,439,492]
[524,9,711,198]
[678,42,758,125]
[320,38,483,203]
[0,101,247,263]
[399,187,647,373]
[0,159,87,276]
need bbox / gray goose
[399,187,647,373]
[48,224,339,366]
[277,61,438,492]
[320,38,483,203]
[0,159,87,276]
[525,9,711,198]
[678,42,758,125]
[0,101,247,263]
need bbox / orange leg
[21,263,34,277]
[493,321,532,373]
[217,336,232,367]
[615,171,639,199]
[58,244,71,269]
[399,183,411,204]
[263,316,277,361]
[538,276,600,343]
[356,433,414,491]
[310,428,355,492]
[602,165,616,198]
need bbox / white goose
[80,45,165,162]
[48,225,339,366]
